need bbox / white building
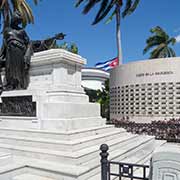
[81,68,109,91]
[110,57,180,123]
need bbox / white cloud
[174,27,180,33]
[176,35,180,43]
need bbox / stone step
[0,157,89,180]
[109,139,166,180]
[110,136,154,162]
[0,116,106,131]
[0,163,27,180]
[87,136,156,180]
[0,135,157,180]
[81,134,139,168]
[13,174,56,180]
[0,128,126,152]
[82,136,154,180]
[78,134,144,164]
[0,133,141,166]
[0,125,117,140]
[8,135,153,180]
[0,151,12,166]
[119,138,155,164]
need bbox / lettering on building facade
[136,71,174,77]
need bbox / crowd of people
[112,118,180,142]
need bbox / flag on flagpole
[95,57,118,71]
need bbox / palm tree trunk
[115,5,122,65]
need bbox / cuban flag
[95,57,118,71]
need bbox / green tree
[75,0,140,64]
[143,26,176,59]
[97,79,110,121]
[84,80,110,121]
[0,0,40,29]
[55,42,79,54]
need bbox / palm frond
[122,0,140,18]
[127,0,140,15]
[146,36,166,45]
[168,37,176,45]
[143,42,159,55]
[150,43,166,59]
[0,0,40,30]
[22,0,34,23]
[0,0,7,9]
[168,47,176,57]
[91,0,110,24]
[93,0,116,25]
[105,9,116,24]
[122,0,131,18]
[83,0,101,14]
[150,26,169,40]
[158,47,168,58]
[75,0,85,7]
[144,26,176,59]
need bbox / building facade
[110,57,180,123]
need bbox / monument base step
[0,125,166,180]
[0,151,12,166]
[13,174,55,180]
[0,125,116,140]
[0,116,106,131]
[0,128,125,152]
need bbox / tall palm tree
[143,26,176,59]
[0,0,40,30]
[75,0,140,65]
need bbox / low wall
[110,57,180,122]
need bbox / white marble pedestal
[0,49,105,130]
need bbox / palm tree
[0,0,40,30]
[75,0,141,65]
[143,26,176,59]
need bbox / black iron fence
[100,144,149,180]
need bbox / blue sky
[5,0,180,67]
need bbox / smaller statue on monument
[0,11,33,90]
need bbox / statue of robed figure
[0,10,65,92]
[0,11,33,90]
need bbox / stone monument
[0,48,105,130]
[151,143,180,180]
[0,12,164,179]
[0,48,162,180]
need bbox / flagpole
[116,5,123,65]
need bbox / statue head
[11,11,23,26]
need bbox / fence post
[100,144,109,180]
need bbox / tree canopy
[143,26,176,59]
[75,0,140,25]
[0,0,40,29]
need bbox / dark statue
[0,11,65,117]
[0,11,65,91]
[0,11,33,90]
